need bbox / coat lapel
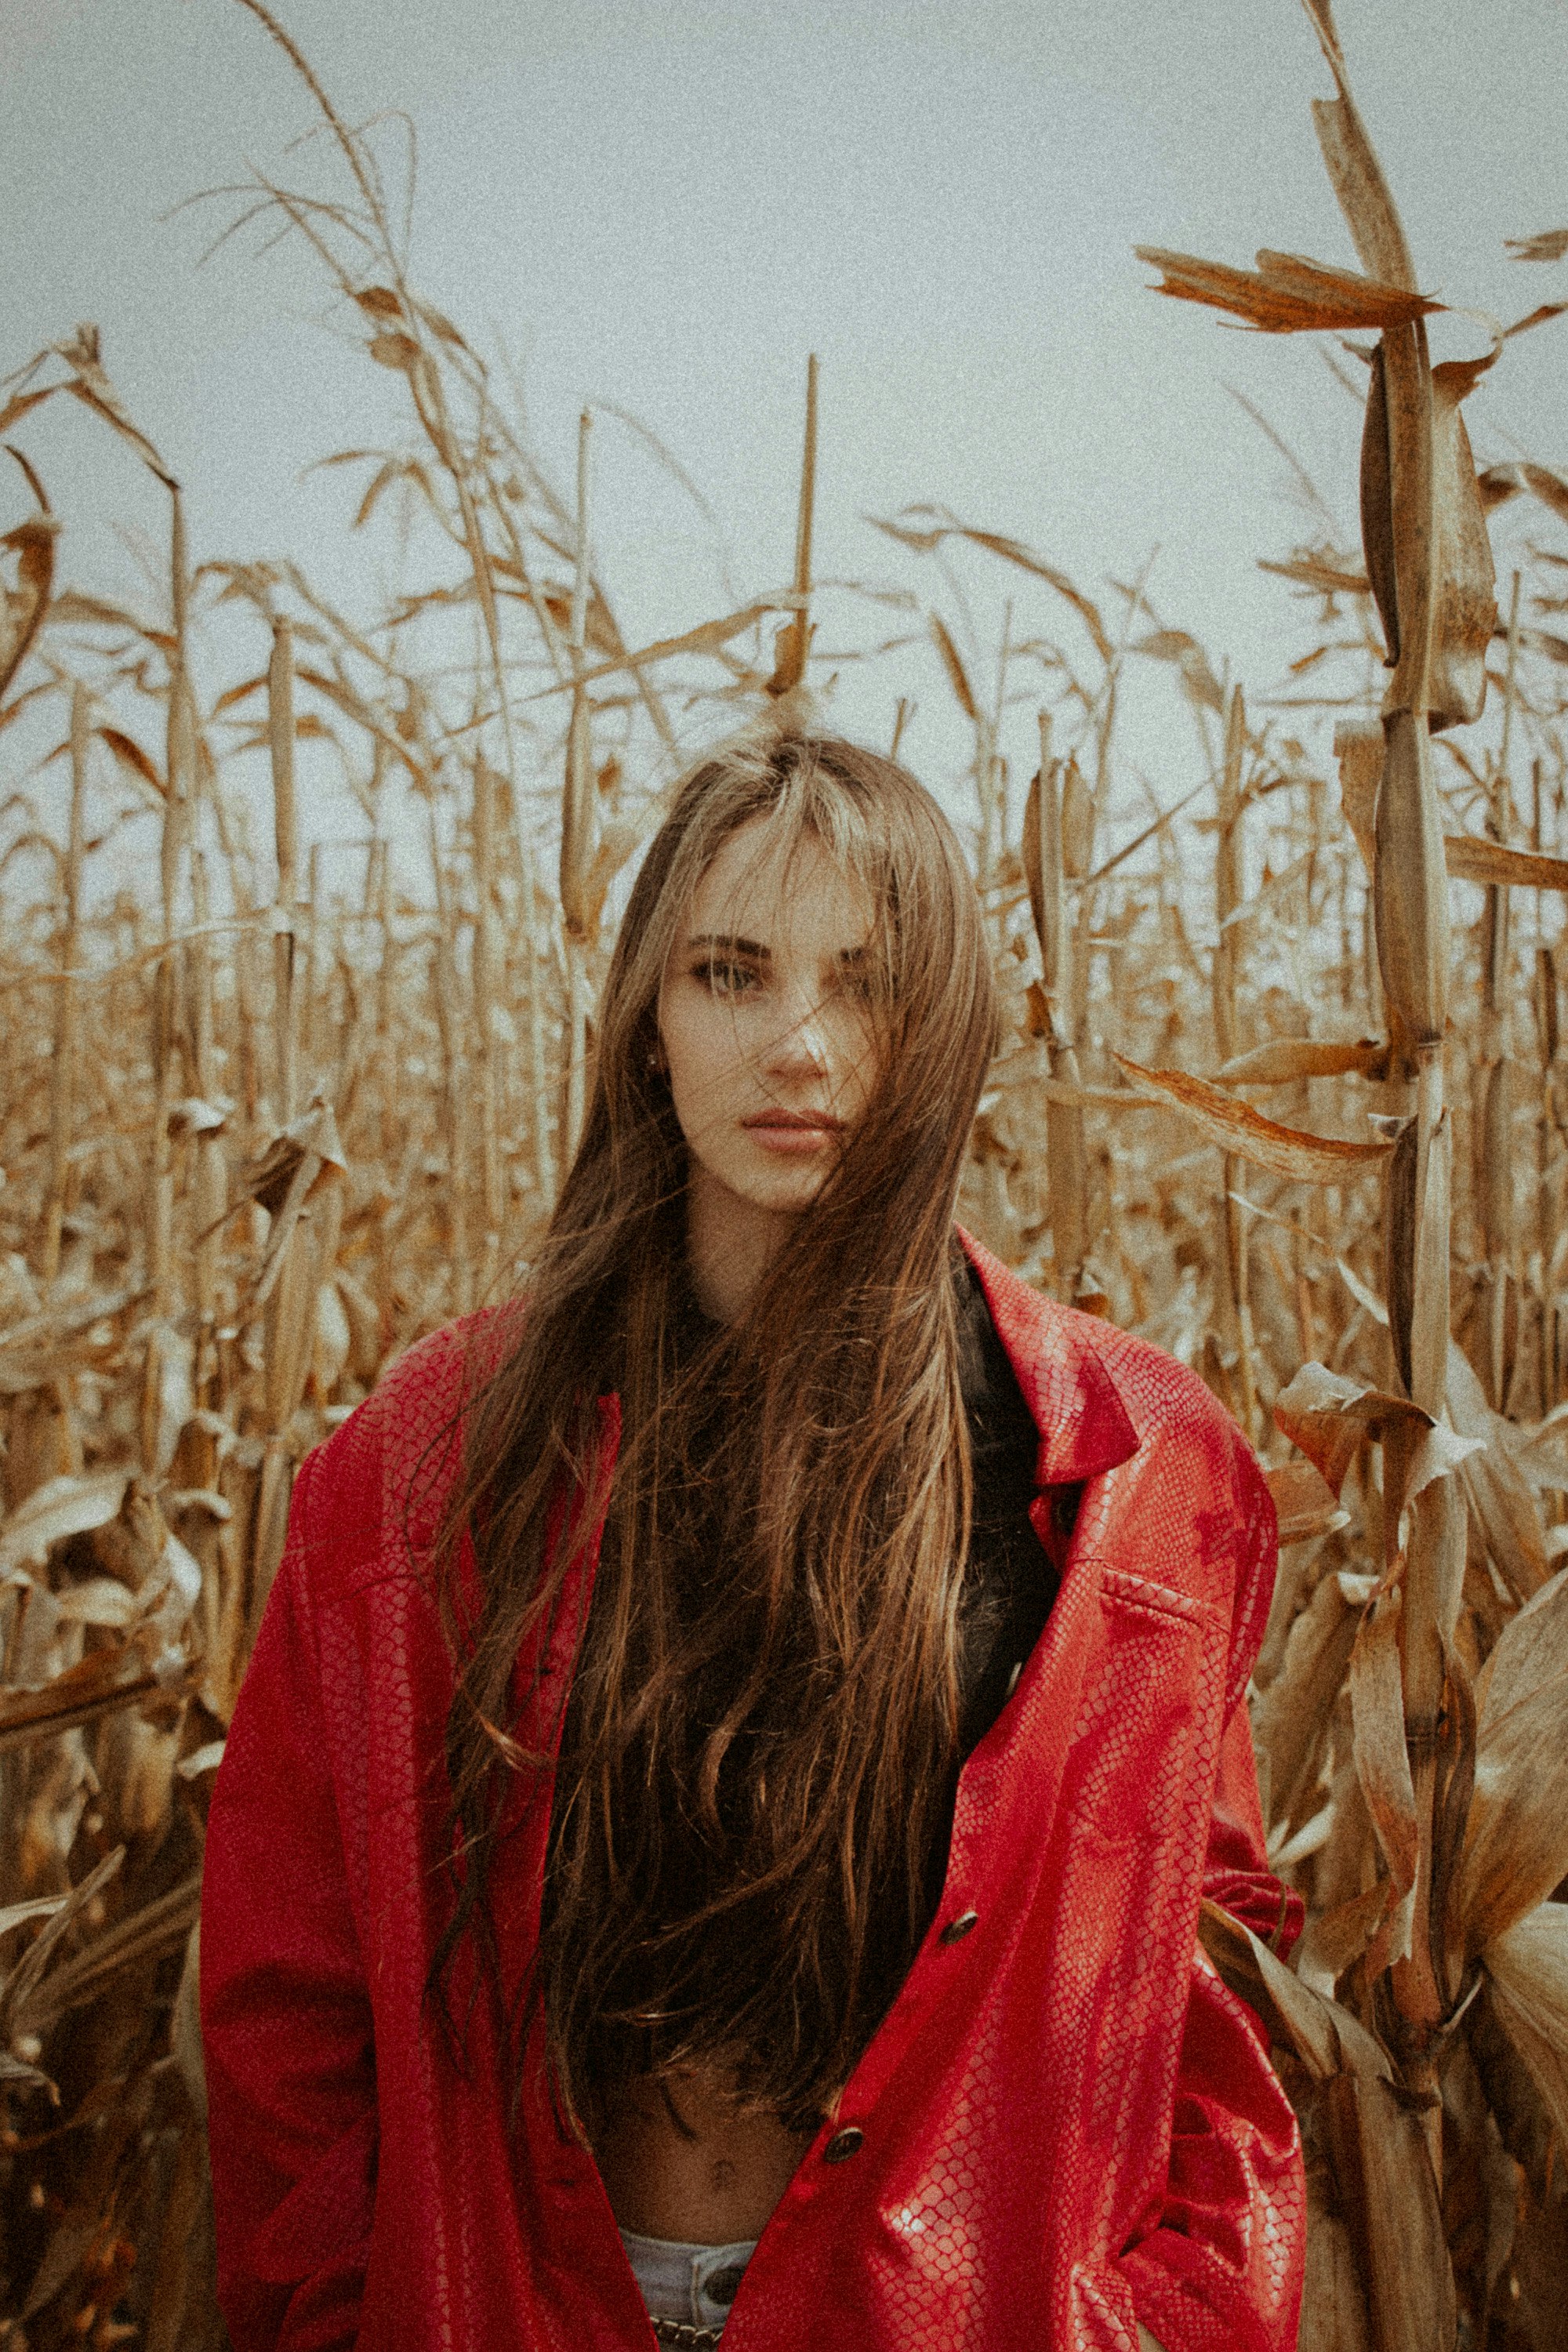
[953,1224,1141,1489]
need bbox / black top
[673,1246,1069,1757]
[564,1250,1076,2111]
[950,1249,1070,1759]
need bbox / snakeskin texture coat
[200,1227,1307,2352]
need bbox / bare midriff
[593,2062,818,2244]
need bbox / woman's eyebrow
[686,932,770,958]
[684,934,869,964]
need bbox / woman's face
[657,816,881,1237]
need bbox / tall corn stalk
[1214,685,1261,1438]
[38,684,87,1291]
[1134,5,1568,2343]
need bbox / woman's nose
[760,988,831,1076]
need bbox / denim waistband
[619,2227,758,2330]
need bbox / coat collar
[953,1224,1140,1490]
[575,1225,1142,1496]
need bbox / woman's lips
[742,1114,842,1156]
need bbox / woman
[201,728,1305,2352]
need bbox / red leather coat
[201,1227,1305,2352]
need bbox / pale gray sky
[3,0,1566,877]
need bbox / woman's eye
[696,957,757,995]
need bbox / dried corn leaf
[0,386,56,438]
[1360,332,1497,728]
[1447,1342,1548,1602]
[1374,711,1450,1050]
[0,1887,74,1941]
[17,1869,201,2034]
[1217,1036,1388,1087]
[21,2208,104,2321]
[415,297,470,351]
[1460,1569,1568,1951]
[0,1469,129,1577]
[1136,245,1440,334]
[1253,1564,1374,1824]
[313,1277,351,1399]
[560,691,594,937]
[867,508,1111,665]
[1421,362,1498,731]
[1273,1361,1477,1505]
[1334,718,1382,873]
[172,1918,205,2119]
[1512,1408,1568,1494]
[1507,228,1568,263]
[77,1475,169,1595]
[2,451,55,646]
[1444,833,1568,894]
[1199,1896,1393,2082]
[1112,1056,1393,1183]
[1295,1880,1397,2000]
[1199,1900,1341,2078]
[0,1653,179,1753]
[1396,1104,1450,1417]
[1477,459,1568,527]
[1131,628,1226,715]
[142,2114,212,2352]
[1325,2068,1457,2352]
[142,1319,195,1481]
[1299,2194,1374,2352]
[927,612,978,722]
[0,1843,122,2030]
[1349,1588,1419,1899]
[1259,552,1370,597]
[97,724,165,801]
[56,324,168,476]
[1485,1904,1568,2147]
[1046,1040,1090,1287]
[1303,0,1417,291]
[1268,1457,1349,1544]
[1022,759,1065,1008]
[49,585,169,641]
[1059,757,1094,880]
[245,1101,349,1312]
[1523,626,1568,668]
[53,1576,143,1628]
[367,328,424,373]
[528,598,794,699]
[1,513,59,712]
[241,1098,348,1218]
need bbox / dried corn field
[4,1,1568,2344]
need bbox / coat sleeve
[200,1443,376,2352]
[1116,1435,1308,2352]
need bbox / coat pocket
[1057,1562,1223,1852]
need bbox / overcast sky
[4,0,1567,871]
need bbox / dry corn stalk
[561,408,595,1169]
[1214,687,1259,1438]
[767,353,818,703]
[1131,5,1568,2340]
[1023,714,1089,1298]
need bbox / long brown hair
[428,724,999,2134]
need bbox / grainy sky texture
[3,0,1567,858]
